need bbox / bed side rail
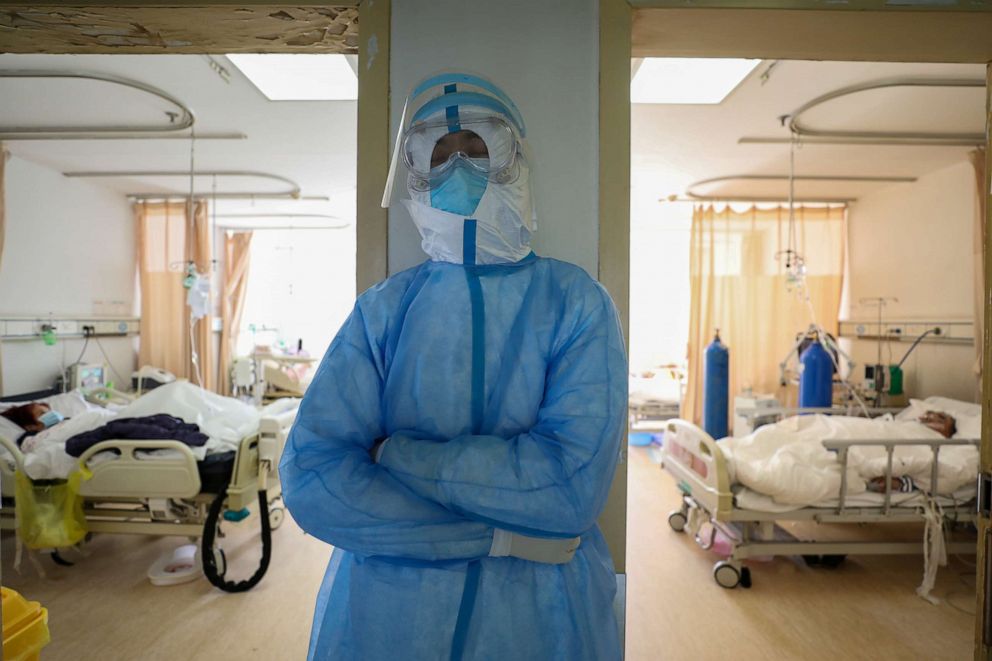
[259,397,301,432]
[82,386,136,408]
[822,437,980,515]
[0,435,24,498]
[227,400,300,509]
[735,406,904,425]
[661,419,734,518]
[77,439,201,499]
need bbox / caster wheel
[269,506,286,530]
[740,566,752,589]
[713,561,741,589]
[668,510,688,533]
[212,548,227,577]
[821,554,846,568]
[803,554,822,567]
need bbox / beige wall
[843,159,978,402]
[0,154,137,395]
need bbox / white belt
[489,529,581,564]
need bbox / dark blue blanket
[65,414,208,457]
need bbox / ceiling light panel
[226,54,357,101]
[631,58,760,105]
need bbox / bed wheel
[268,506,286,530]
[713,561,741,589]
[739,567,752,589]
[667,510,688,533]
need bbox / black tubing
[50,550,74,567]
[201,488,272,593]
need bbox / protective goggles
[402,115,521,191]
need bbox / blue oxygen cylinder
[798,341,834,408]
[703,331,729,439]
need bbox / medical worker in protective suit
[280,72,626,661]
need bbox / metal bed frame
[660,418,978,589]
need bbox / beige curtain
[218,231,253,396]
[135,200,215,388]
[971,148,987,394]
[684,205,846,425]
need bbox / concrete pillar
[384,0,629,580]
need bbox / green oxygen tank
[888,365,904,396]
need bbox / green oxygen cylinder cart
[888,365,904,396]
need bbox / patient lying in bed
[0,382,264,481]
[717,397,980,508]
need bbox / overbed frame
[0,398,298,539]
[660,418,978,589]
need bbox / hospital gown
[280,252,626,661]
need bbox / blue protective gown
[280,251,626,660]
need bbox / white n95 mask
[406,157,534,265]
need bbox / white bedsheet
[718,412,979,508]
[733,484,976,513]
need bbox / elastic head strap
[410,72,525,135]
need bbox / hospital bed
[660,417,978,591]
[0,388,299,592]
[629,369,683,432]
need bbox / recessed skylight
[631,58,760,105]
[226,54,357,101]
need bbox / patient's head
[920,410,956,439]
[1,402,52,434]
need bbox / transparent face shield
[382,72,528,208]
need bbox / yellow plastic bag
[14,467,91,550]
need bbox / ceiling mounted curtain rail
[64,169,304,200]
[759,77,985,146]
[684,173,916,203]
[214,213,350,230]
[664,197,854,205]
[128,194,330,202]
[738,136,983,147]
[2,132,246,142]
[0,70,208,140]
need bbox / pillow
[40,391,95,417]
[0,390,95,418]
[0,415,24,446]
[920,396,981,421]
[896,396,981,439]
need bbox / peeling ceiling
[0,6,359,54]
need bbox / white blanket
[719,413,979,507]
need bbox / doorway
[622,7,992,659]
